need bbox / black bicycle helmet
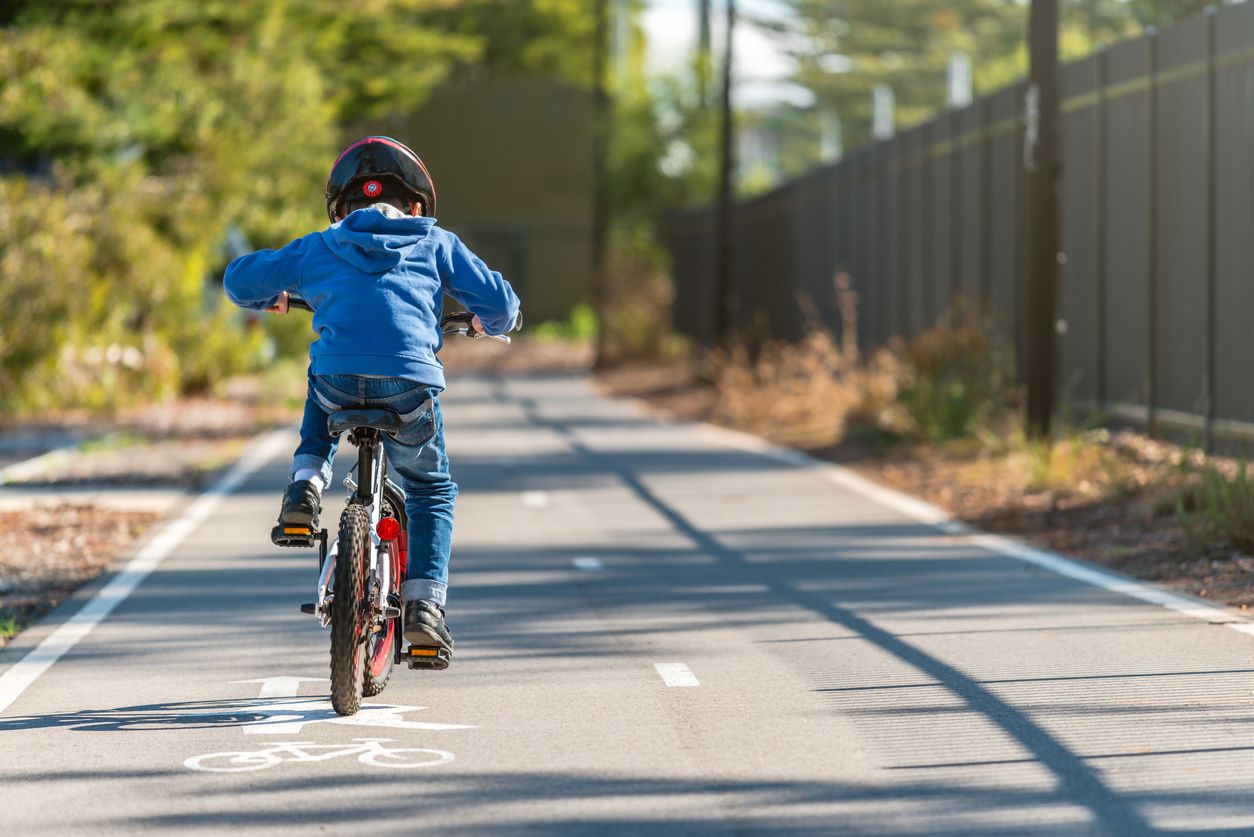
[325,136,437,223]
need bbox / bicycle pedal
[299,602,317,615]
[271,525,316,548]
[406,646,451,671]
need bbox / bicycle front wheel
[330,502,370,715]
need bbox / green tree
[762,0,1150,152]
[0,0,477,410]
[420,0,597,84]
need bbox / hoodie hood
[319,204,437,273]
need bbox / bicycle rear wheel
[330,503,370,715]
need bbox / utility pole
[1024,0,1060,436]
[712,0,736,345]
[591,0,611,368]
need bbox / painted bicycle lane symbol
[182,676,474,772]
[185,737,452,773]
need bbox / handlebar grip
[287,296,313,312]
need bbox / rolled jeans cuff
[290,454,333,488]
[401,579,447,607]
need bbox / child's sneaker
[404,599,454,652]
[271,480,321,545]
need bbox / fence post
[949,110,962,321]
[1024,0,1061,437]
[1203,8,1218,450]
[591,0,610,367]
[1145,30,1159,437]
[897,140,909,338]
[922,125,935,328]
[981,97,994,313]
[1095,48,1108,412]
[879,146,892,346]
[712,0,737,344]
[867,149,879,347]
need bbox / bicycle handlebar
[284,297,511,343]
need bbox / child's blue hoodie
[224,205,520,389]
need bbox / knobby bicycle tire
[330,502,370,715]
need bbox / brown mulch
[0,504,160,648]
[598,361,1254,614]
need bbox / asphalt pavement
[4,372,1254,835]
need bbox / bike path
[4,373,1254,834]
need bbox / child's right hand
[266,291,290,314]
[470,314,485,334]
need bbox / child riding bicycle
[223,136,521,662]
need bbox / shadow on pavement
[509,390,1159,836]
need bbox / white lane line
[572,556,603,571]
[0,429,292,715]
[699,422,1254,632]
[520,490,550,508]
[654,662,701,687]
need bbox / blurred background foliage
[750,0,1210,176]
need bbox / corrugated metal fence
[662,4,1254,438]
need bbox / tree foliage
[0,0,485,412]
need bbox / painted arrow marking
[232,676,327,699]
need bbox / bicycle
[271,297,508,715]
[183,737,453,772]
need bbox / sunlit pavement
[3,372,1254,835]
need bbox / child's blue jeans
[291,373,456,607]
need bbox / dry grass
[701,331,902,449]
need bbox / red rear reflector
[376,517,401,540]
